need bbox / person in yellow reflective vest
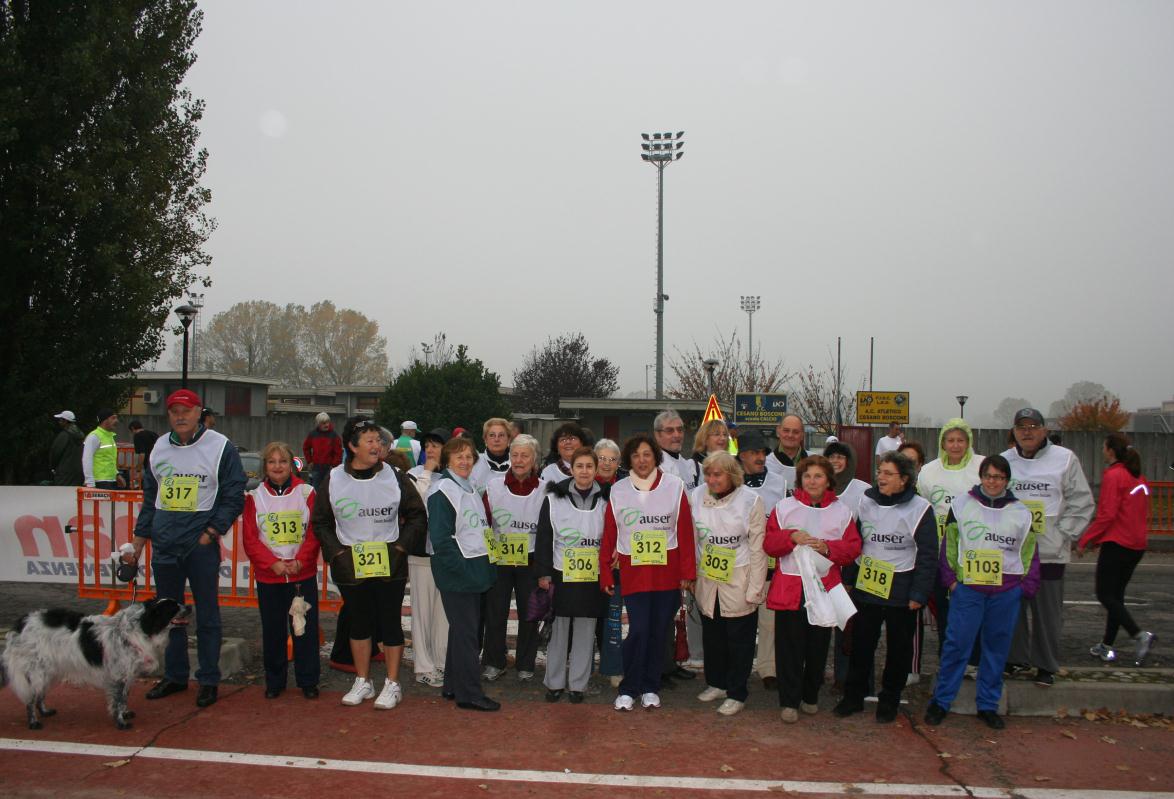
[83,409,124,488]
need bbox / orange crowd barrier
[72,487,341,614]
[116,444,140,489]
[1149,481,1174,537]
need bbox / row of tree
[994,381,1131,432]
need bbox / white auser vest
[951,493,1033,576]
[610,471,684,556]
[437,478,490,559]
[328,465,401,546]
[745,471,788,512]
[149,430,229,512]
[856,494,931,573]
[1002,444,1073,518]
[764,452,798,494]
[772,496,854,576]
[251,482,313,560]
[918,459,981,521]
[548,494,605,572]
[471,452,510,493]
[690,485,760,568]
[836,479,870,518]
[487,475,546,553]
[661,451,700,491]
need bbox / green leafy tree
[0,1,212,482]
[377,344,511,439]
[512,332,619,414]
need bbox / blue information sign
[733,393,788,428]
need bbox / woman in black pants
[1078,433,1156,666]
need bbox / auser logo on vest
[696,524,712,541]
[620,507,641,526]
[930,486,948,505]
[507,519,536,532]
[984,532,1017,546]
[492,508,513,526]
[638,514,671,525]
[155,462,205,482]
[708,534,742,547]
[860,522,876,538]
[462,509,485,528]
[962,519,990,542]
[1013,480,1052,492]
[558,527,582,545]
[334,498,361,520]
[870,533,904,544]
[357,506,397,518]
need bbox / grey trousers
[544,616,595,692]
[755,607,776,678]
[1008,575,1064,674]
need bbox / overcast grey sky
[177,1,1174,425]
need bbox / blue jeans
[932,584,1021,712]
[153,541,222,686]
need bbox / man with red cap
[121,388,246,708]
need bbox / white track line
[0,738,1170,798]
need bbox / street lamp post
[956,395,969,419]
[739,295,760,378]
[641,130,684,400]
[702,358,719,397]
[644,363,655,399]
[187,292,205,371]
[176,304,197,388]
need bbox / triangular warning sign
[702,394,724,423]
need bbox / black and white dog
[2,597,190,730]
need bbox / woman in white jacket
[691,451,768,716]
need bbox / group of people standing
[119,395,1156,730]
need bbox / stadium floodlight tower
[641,130,684,400]
[740,295,760,374]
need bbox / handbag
[673,602,689,662]
[525,584,554,623]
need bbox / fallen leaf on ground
[1061,730,1077,740]
[938,753,953,759]
[102,760,130,768]
[1117,765,1131,772]
[1101,736,1117,744]
[1034,776,1052,782]
[720,764,735,773]
[1083,711,1098,721]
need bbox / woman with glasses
[541,422,595,483]
[924,454,1039,730]
[471,417,512,493]
[833,452,937,723]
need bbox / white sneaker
[518,670,534,682]
[717,698,744,716]
[906,673,921,686]
[697,686,727,702]
[373,680,403,710]
[1135,631,1157,666]
[482,665,505,681]
[341,677,374,706]
[963,664,979,681]
[614,694,635,712]
[640,692,661,709]
[1089,642,1117,662]
[416,671,445,687]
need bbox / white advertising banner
[0,486,328,591]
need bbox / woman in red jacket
[1078,433,1155,666]
[764,455,860,723]
[599,433,696,712]
[242,441,322,698]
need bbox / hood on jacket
[823,440,858,496]
[547,475,611,501]
[937,417,975,470]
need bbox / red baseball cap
[165,389,202,409]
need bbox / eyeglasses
[658,425,684,434]
[1014,423,1042,431]
[876,469,901,478]
[981,473,1009,481]
[597,456,619,464]
[558,435,580,443]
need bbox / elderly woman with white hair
[691,451,767,715]
[594,438,626,684]
[481,433,547,681]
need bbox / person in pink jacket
[242,441,322,699]
[1077,433,1155,666]
[763,455,861,723]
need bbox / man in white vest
[122,389,246,708]
[765,413,808,487]
[1002,408,1093,686]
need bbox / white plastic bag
[796,546,855,629]
[289,595,312,636]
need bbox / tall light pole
[702,358,719,397]
[956,395,969,419]
[176,304,197,388]
[644,363,655,399]
[187,292,205,371]
[740,295,760,378]
[641,130,684,399]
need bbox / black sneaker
[923,702,948,726]
[977,710,1006,730]
[1004,662,1031,677]
[545,688,563,703]
[1033,669,1054,687]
